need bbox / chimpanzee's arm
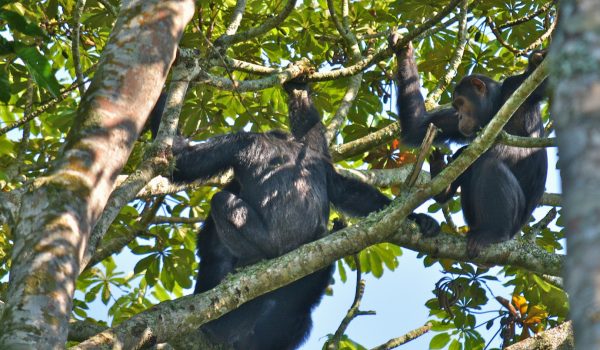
[393,41,466,146]
[327,166,391,217]
[172,134,253,183]
[501,50,547,104]
[148,93,254,183]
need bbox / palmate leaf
[14,43,61,97]
[0,9,45,37]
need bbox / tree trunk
[0,0,194,348]
[551,0,600,348]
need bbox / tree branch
[498,131,556,147]
[424,0,469,109]
[213,0,297,48]
[0,79,84,136]
[223,0,247,36]
[370,322,433,350]
[80,61,198,273]
[325,0,364,143]
[196,0,461,90]
[73,212,563,349]
[85,197,165,269]
[0,0,193,347]
[497,0,557,29]
[487,13,557,57]
[72,0,87,96]
[504,321,573,350]
[327,258,374,350]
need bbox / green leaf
[0,136,15,157]
[368,250,383,278]
[0,10,45,37]
[0,69,10,102]
[0,35,14,55]
[337,260,347,283]
[153,282,171,301]
[430,333,451,349]
[448,339,462,350]
[14,43,61,97]
[134,254,155,274]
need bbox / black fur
[149,83,417,349]
[393,42,548,257]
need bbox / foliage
[0,0,562,348]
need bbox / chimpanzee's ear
[470,77,487,95]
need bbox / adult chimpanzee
[149,81,439,350]
[390,36,548,258]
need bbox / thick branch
[72,208,563,349]
[504,321,573,350]
[0,2,193,347]
[498,131,556,147]
[81,62,198,273]
[223,0,247,36]
[331,122,401,161]
[68,320,108,342]
[389,228,563,276]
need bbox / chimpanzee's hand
[429,149,447,178]
[529,49,547,69]
[388,32,413,56]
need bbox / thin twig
[441,203,458,233]
[72,0,87,96]
[522,207,557,242]
[541,192,561,207]
[541,274,563,289]
[370,322,433,350]
[487,12,557,56]
[6,81,34,181]
[0,78,87,136]
[214,0,296,48]
[497,0,556,29]
[152,216,204,225]
[405,123,437,188]
[327,256,375,350]
[86,196,165,269]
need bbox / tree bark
[504,321,573,350]
[0,0,194,348]
[551,0,600,348]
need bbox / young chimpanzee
[150,81,439,350]
[390,35,548,258]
